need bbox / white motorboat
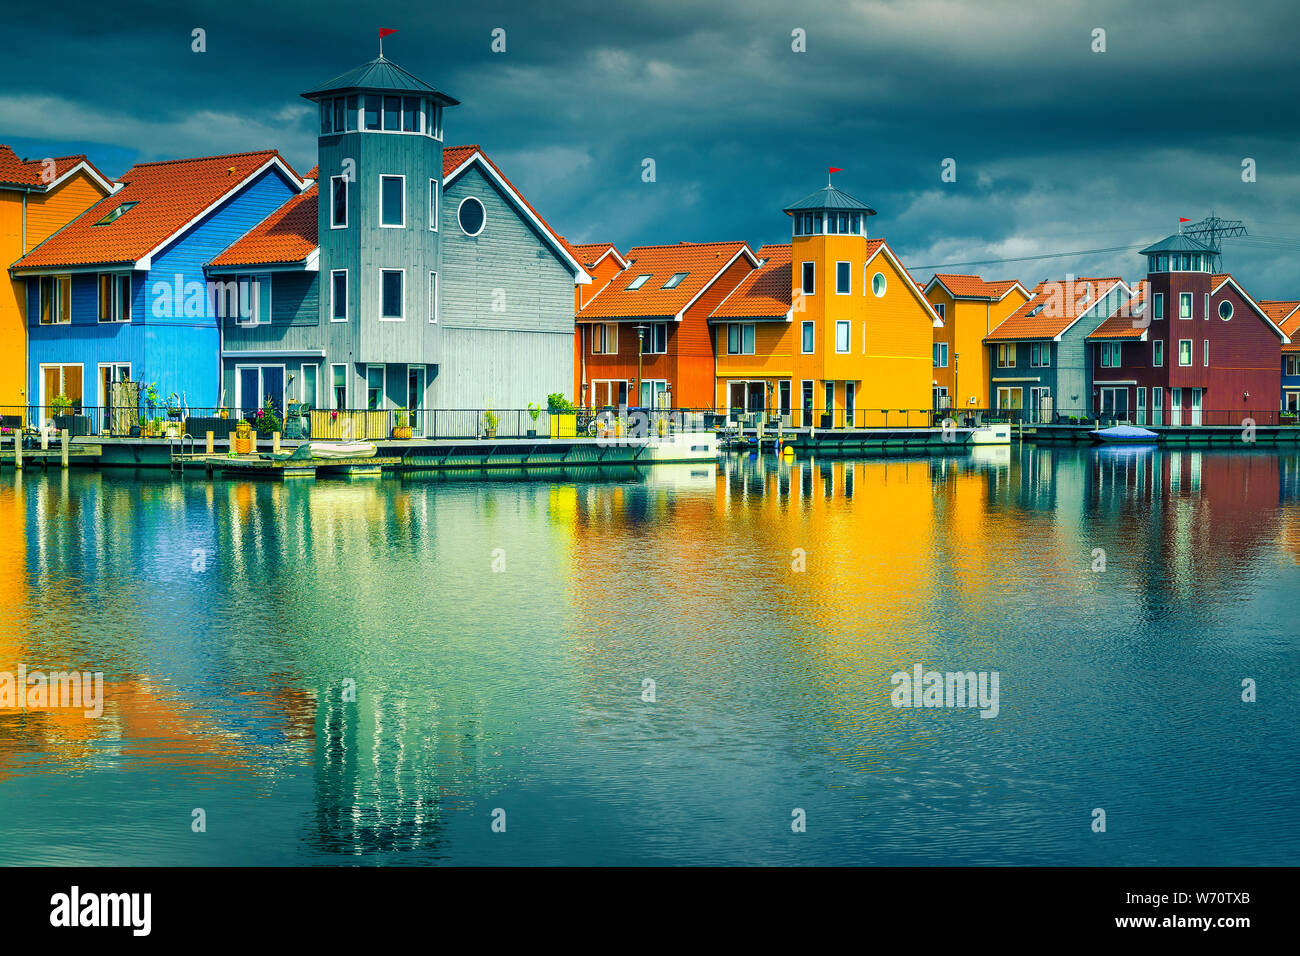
[1090,424,1158,444]
[968,423,1011,445]
[308,440,378,459]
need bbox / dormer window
[627,274,651,290]
[94,201,138,225]
[661,273,688,289]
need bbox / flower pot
[527,428,537,438]
[393,425,412,440]
[485,426,497,439]
[233,435,252,455]
[219,409,229,420]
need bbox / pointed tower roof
[302,55,459,104]
[783,183,876,216]
[1139,232,1214,255]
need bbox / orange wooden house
[575,240,758,409]
[0,146,114,416]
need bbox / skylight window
[1027,304,1045,317]
[661,272,689,289]
[94,201,138,225]
[627,274,652,290]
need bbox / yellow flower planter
[549,413,577,438]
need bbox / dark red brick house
[1086,233,1289,425]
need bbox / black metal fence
[3,403,1292,440]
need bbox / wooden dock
[1,434,102,469]
[197,454,402,480]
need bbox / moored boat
[1089,424,1158,444]
[968,423,1011,445]
[308,440,378,459]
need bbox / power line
[911,243,1144,271]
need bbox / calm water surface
[1,445,1297,865]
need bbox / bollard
[12,434,20,470]
[41,426,48,451]
[206,431,214,455]
[61,429,69,469]
[272,431,281,455]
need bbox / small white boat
[309,440,378,459]
[968,423,1011,445]
[1090,424,1158,444]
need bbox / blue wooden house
[12,150,305,425]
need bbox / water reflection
[1,444,1298,864]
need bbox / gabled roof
[208,183,318,270]
[985,276,1127,342]
[1088,283,1149,341]
[568,242,630,270]
[1210,274,1290,341]
[442,145,590,284]
[579,241,757,321]
[783,183,876,215]
[1140,232,1215,255]
[925,273,1028,301]
[711,243,792,321]
[0,144,114,193]
[1259,300,1300,337]
[13,150,303,272]
[301,55,459,104]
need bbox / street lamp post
[634,324,647,408]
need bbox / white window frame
[330,175,348,229]
[1178,339,1192,366]
[835,320,850,353]
[1179,292,1192,319]
[593,323,618,355]
[1153,340,1164,367]
[97,273,132,323]
[1153,292,1164,320]
[996,343,1016,368]
[456,195,486,237]
[933,342,948,368]
[835,261,851,295]
[1203,339,1209,366]
[1219,299,1234,321]
[645,322,667,354]
[97,362,132,409]
[801,320,814,354]
[870,271,887,298]
[627,274,651,290]
[331,363,348,410]
[428,179,439,232]
[379,174,406,228]
[379,268,405,321]
[429,271,438,323]
[801,261,815,296]
[330,269,349,322]
[299,362,319,407]
[365,363,387,410]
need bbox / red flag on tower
[1179,217,1191,222]
[829,167,843,174]
[379,28,398,38]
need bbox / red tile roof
[209,183,318,268]
[1087,282,1149,340]
[929,273,1024,299]
[568,242,627,268]
[579,241,754,320]
[1260,300,1300,351]
[0,145,111,191]
[712,243,792,319]
[14,150,297,270]
[985,276,1125,342]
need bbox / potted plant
[526,402,542,438]
[218,406,230,420]
[547,392,577,438]
[482,408,499,439]
[392,407,412,440]
[234,419,252,454]
[165,393,182,420]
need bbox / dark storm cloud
[3,0,1299,295]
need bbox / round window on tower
[1218,299,1233,321]
[457,196,486,237]
[871,272,887,297]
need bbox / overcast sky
[3,0,1299,297]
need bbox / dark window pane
[403,96,420,131]
[364,95,381,129]
[384,96,400,130]
[381,177,403,226]
[382,271,403,318]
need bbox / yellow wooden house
[0,146,114,416]
[710,179,941,426]
[923,274,1030,413]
